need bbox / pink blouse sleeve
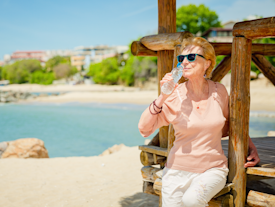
[138,90,180,137]
[216,83,229,137]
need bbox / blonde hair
[180,37,216,78]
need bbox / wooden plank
[153,178,162,196]
[228,36,252,207]
[140,151,166,166]
[211,56,231,82]
[252,44,275,56]
[252,54,275,86]
[132,41,275,57]
[139,145,168,157]
[247,190,275,206]
[141,166,162,182]
[143,181,158,196]
[131,41,157,56]
[214,183,234,198]
[212,43,275,56]
[209,194,234,207]
[140,32,193,51]
[233,17,275,40]
[157,0,176,150]
[148,132,160,147]
[247,167,275,178]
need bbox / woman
[138,37,260,207]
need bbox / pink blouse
[138,79,229,173]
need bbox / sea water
[0,103,275,158]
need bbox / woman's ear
[204,60,211,71]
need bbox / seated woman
[138,37,260,207]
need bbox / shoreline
[0,80,275,111]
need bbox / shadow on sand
[119,192,159,207]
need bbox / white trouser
[162,167,229,207]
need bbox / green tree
[53,63,77,80]
[176,4,221,34]
[2,59,42,83]
[30,71,55,85]
[0,66,2,80]
[45,56,71,72]
[88,57,120,85]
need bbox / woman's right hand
[160,73,178,99]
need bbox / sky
[0,0,274,60]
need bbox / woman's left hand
[244,144,260,168]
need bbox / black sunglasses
[177,54,205,63]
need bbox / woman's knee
[181,195,207,207]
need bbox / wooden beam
[247,167,275,178]
[148,132,160,146]
[140,32,193,51]
[213,183,234,198]
[140,151,166,166]
[157,0,176,150]
[233,17,275,40]
[209,194,234,207]
[211,43,232,56]
[252,54,275,86]
[131,41,157,56]
[141,166,162,182]
[132,41,275,57]
[247,190,275,206]
[228,37,252,207]
[211,56,231,82]
[139,145,168,157]
[153,178,162,196]
[143,181,158,196]
[252,44,275,56]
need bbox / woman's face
[180,45,211,79]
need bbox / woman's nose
[182,57,189,65]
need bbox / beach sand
[0,146,159,207]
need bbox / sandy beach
[1,78,275,111]
[0,80,274,207]
[0,146,159,207]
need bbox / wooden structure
[131,1,275,206]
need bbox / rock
[1,138,49,159]
[267,131,275,137]
[250,71,258,79]
[0,142,8,157]
[100,144,126,156]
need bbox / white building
[71,45,128,71]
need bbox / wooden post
[157,0,176,150]
[228,37,252,207]
[211,56,231,82]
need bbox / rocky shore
[0,90,61,103]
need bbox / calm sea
[0,103,275,158]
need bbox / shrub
[53,63,78,79]
[29,71,55,85]
[2,59,42,83]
